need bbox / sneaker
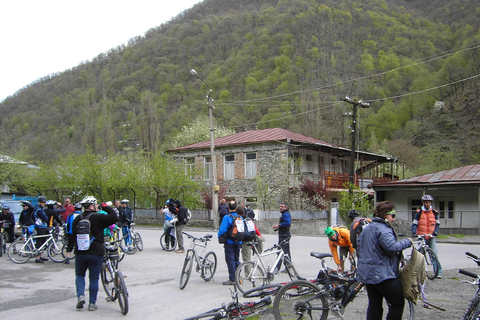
[222,280,235,285]
[40,257,49,261]
[437,275,442,279]
[76,295,86,309]
[64,259,70,265]
[35,258,44,264]
[176,250,185,253]
[88,303,97,311]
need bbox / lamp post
[190,69,219,229]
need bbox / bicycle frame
[250,242,285,276]
[189,236,209,267]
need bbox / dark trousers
[224,242,241,281]
[276,232,291,270]
[365,278,405,320]
[75,254,104,304]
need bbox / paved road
[1,226,480,319]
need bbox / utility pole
[341,96,369,190]
[190,69,219,229]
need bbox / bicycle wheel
[464,294,480,320]
[179,250,194,290]
[0,233,3,257]
[160,233,176,251]
[8,239,33,264]
[101,262,115,301]
[235,261,267,294]
[201,251,217,282]
[423,247,439,280]
[243,283,283,298]
[383,299,415,320]
[115,270,129,315]
[60,241,75,261]
[273,280,329,320]
[120,239,137,255]
[134,232,143,251]
[47,240,66,262]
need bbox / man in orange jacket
[325,226,355,272]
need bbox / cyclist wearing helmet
[19,200,35,237]
[45,200,65,228]
[33,196,49,263]
[348,209,361,249]
[120,199,133,248]
[66,196,118,311]
[411,194,443,278]
[0,204,15,242]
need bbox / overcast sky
[0,0,203,102]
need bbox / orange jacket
[328,227,355,265]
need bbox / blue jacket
[33,205,48,229]
[278,210,291,233]
[218,212,242,244]
[356,218,412,284]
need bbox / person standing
[45,200,65,228]
[218,199,229,225]
[357,201,412,320]
[272,202,292,271]
[244,205,255,220]
[19,200,35,237]
[325,226,355,272]
[62,197,75,223]
[64,203,82,264]
[411,194,443,278]
[348,209,361,249]
[218,200,243,285]
[0,204,15,243]
[120,199,133,248]
[66,196,118,311]
[174,199,188,253]
[32,196,49,263]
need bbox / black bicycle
[459,252,480,320]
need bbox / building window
[245,153,257,178]
[224,154,235,180]
[185,157,195,180]
[438,199,454,219]
[410,199,422,221]
[204,156,212,180]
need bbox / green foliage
[338,183,373,222]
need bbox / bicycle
[0,221,11,257]
[183,283,280,320]
[273,251,415,320]
[459,251,480,320]
[119,222,143,254]
[234,239,302,294]
[160,219,177,251]
[101,238,129,315]
[179,232,217,290]
[7,227,65,263]
[410,234,440,280]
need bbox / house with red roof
[371,164,480,234]
[168,127,394,212]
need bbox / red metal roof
[374,164,480,186]
[168,128,337,151]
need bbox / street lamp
[190,69,219,229]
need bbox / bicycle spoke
[235,261,266,294]
[201,251,217,282]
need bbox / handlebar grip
[459,269,479,279]
[466,252,479,259]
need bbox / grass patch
[437,234,465,239]
[449,234,465,238]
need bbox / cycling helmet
[2,204,10,210]
[46,200,56,206]
[421,195,434,201]
[348,209,359,220]
[38,196,47,203]
[80,196,97,205]
[74,203,82,210]
[120,199,129,204]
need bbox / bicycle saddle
[204,234,213,239]
[310,252,333,259]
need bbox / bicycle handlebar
[459,269,479,279]
[466,251,479,259]
[182,232,212,242]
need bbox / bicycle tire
[47,240,66,262]
[463,294,480,320]
[384,299,415,320]
[179,250,194,289]
[235,260,267,294]
[8,239,33,264]
[202,251,217,282]
[423,247,439,280]
[243,283,283,298]
[0,233,3,257]
[160,232,176,251]
[273,280,329,320]
[115,270,129,315]
[134,232,143,251]
[101,262,115,301]
[183,311,224,320]
[121,240,137,255]
[60,241,75,261]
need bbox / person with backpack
[32,196,49,263]
[348,209,371,251]
[356,201,413,320]
[218,200,243,285]
[19,200,35,238]
[66,196,118,311]
[64,203,82,264]
[411,194,443,279]
[272,202,292,272]
[45,200,65,228]
[324,225,355,273]
[238,206,263,271]
[174,199,188,253]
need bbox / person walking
[32,196,49,263]
[218,200,243,285]
[325,226,355,272]
[411,194,443,278]
[66,196,118,311]
[174,199,188,253]
[272,202,291,272]
[357,201,413,320]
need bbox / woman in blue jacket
[356,201,412,320]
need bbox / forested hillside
[1,0,479,176]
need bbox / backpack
[243,217,256,242]
[66,212,80,235]
[226,214,245,242]
[76,212,95,251]
[353,218,371,236]
[399,247,427,303]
